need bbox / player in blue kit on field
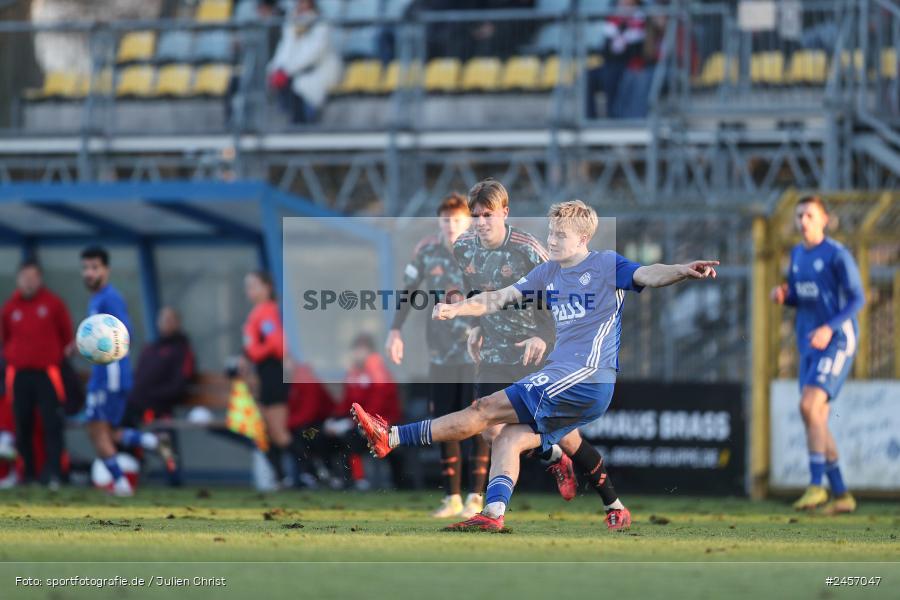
[81,247,175,497]
[352,200,718,531]
[771,196,865,514]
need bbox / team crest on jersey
[37,305,48,318]
[11,309,21,321]
[430,265,444,276]
[500,264,513,277]
[792,264,798,273]
[813,258,824,272]
[579,272,591,286]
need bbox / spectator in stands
[226,0,284,125]
[267,0,343,124]
[585,0,650,119]
[125,306,195,486]
[421,0,536,61]
[0,259,74,490]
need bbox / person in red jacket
[322,334,403,489]
[286,362,335,488]
[242,270,304,488]
[0,259,74,489]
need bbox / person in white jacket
[267,0,342,123]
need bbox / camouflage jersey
[391,234,473,366]
[453,225,556,366]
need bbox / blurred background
[0,0,896,499]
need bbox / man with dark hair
[771,195,865,514]
[80,246,175,496]
[125,306,193,485]
[1,260,73,490]
[386,193,483,517]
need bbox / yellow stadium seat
[25,71,84,99]
[193,64,232,95]
[751,52,784,85]
[786,50,827,84]
[196,0,232,22]
[538,55,575,89]
[586,53,603,69]
[336,60,382,94]
[117,31,156,64]
[841,49,863,72]
[697,52,737,86]
[501,56,541,91]
[460,57,502,92]
[116,65,155,97]
[154,64,193,96]
[89,69,114,95]
[424,58,460,93]
[379,61,422,93]
[882,49,897,79]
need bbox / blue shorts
[798,344,854,401]
[85,390,128,427]
[504,362,615,453]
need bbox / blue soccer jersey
[786,238,864,398]
[86,284,133,394]
[513,250,644,370]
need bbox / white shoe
[0,470,17,489]
[460,493,484,519]
[111,477,134,497]
[431,494,464,518]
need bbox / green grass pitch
[1,487,897,599]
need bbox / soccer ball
[76,314,130,364]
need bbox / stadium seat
[154,64,193,97]
[194,30,234,63]
[460,57,502,92]
[117,31,156,64]
[317,0,343,19]
[193,64,232,95]
[578,0,612,16]
[196,0,233,22]
[116,65,156,97]
[536,0,571,14]
[344,0,379,21]
[379,60,422,93]
[696,52,736,86]
[341,26,380,59]
[882,49,897,79]
[500,56,541,91]
[233,0,257,22]
[88,69,114,95]
[786,50,826,85]
[750,52,784,85]
[581,21,606,53]
[424,58,461,93]
[384,0,413,19]
[531,23,563,55]
[841,49,864,72]
[538,55,576,89]
[336,60,383,94]
[25,71,82,99]
[156,31,194,64]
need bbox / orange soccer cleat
[350,403,393,458]
[443,512,505,532]
[605,507,631,531]
[547,453,578,501]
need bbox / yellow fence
[750,189,900,498]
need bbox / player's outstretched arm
[633,260,719,288]
[432,285,522,320]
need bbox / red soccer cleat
[443,512,505,532]
[605,507,631,531]
[350,403,393,458]
[547,453,577,501]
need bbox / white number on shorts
[529,373,550,386]
[817,357,833,374]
